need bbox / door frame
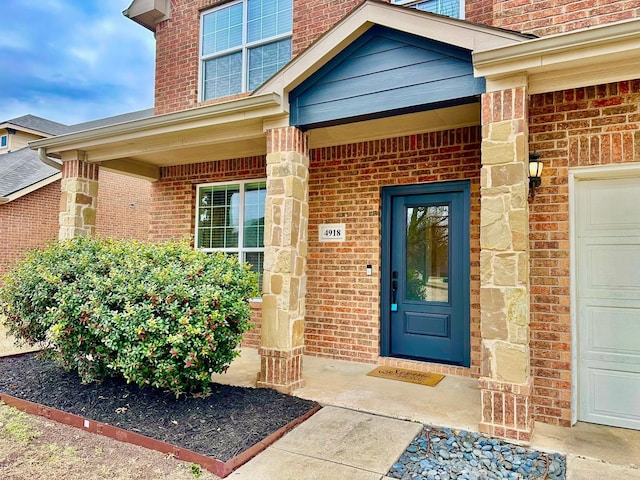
[569,163,640,425]
[380,180,471,366]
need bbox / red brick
[466,0,639,35]
[528,80,640,426]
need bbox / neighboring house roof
[0,109,154,203]
[0,114,70,136]
[0,147,60,202]
[1,109,156,137]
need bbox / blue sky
[0,0,155,126]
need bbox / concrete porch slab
[213,348,481,431]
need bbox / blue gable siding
[289,26,485,129]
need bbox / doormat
[367,366,445,387]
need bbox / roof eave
[473,18,640,93]
[30,93,283,152]
[123,0,171,32]
[0,122,55,138]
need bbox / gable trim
[255,0,530,98]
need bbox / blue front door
[381,181,470,366]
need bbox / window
[391,0,464,19]
[0,134,7,149]
[196,180,266,283]
[200,0,293,100]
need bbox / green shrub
[0,237,259,396]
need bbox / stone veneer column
[257,126,309,393]
[478,80,534,443]
[59,151,99,240]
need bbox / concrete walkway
[230,406,421,479]
[215,349,640,479]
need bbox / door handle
[391,271,398,311]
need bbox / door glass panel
[406,205,449,302]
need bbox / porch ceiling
[84,118,268,166]
[307,103,480,149]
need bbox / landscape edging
[0,377,321,478]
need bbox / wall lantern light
[529,152,544,199]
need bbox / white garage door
[576,176,640,430]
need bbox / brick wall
[154,0,275,114]
[146,131,482,365]
[292,0,373,55]
[153,0,640,115]
[95,170,151,240]
[0,181,60,276]
[307,127,482,376]
[528,79,640,426]
[466,0,640,36]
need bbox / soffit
[123,0,171,32]
[307,103,481,149]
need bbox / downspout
[38,147,62,170]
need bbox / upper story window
[0,134,7,149]
[195,180,266,285]
[392,0,464,19]
[200,0,293,101]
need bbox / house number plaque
[319,223,346,242]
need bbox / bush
[0,237,259,396]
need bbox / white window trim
[196,178,266,301]
[199,0,293,101]
[0,134,7,149]
[195,177,267,256]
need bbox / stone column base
[256,346,305,394]
[478,377,534,444]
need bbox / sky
[0,0,156,126]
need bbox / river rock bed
[388,426,565,480]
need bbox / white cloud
[0,0,155,125]
[0,31,31,51]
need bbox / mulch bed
[0,353,319,463]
